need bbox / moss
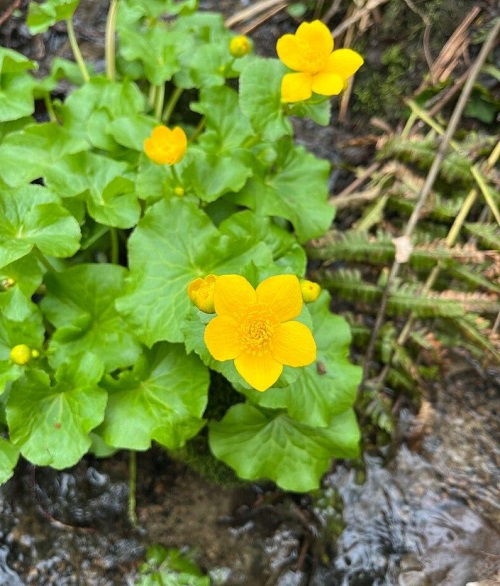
[354,44,413,120]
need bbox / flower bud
[188,274,217,313]
[144,125,187,165]
[300,279,321,303]
[174,186,185,197]
[0,277,15,291]
[230,35,252,58]
[9,344,32,365]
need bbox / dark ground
[0,1,499,584]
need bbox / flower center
[240,307,275,355]
[297,40,329,73]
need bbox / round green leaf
[209,404,360,492]
[0,438,19,485]
[41,264,141,372]
[100,343,209,450]
[0,184,80,268]
[7,353,107,468]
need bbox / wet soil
[1,1,499,585]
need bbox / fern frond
[465,223,500,249]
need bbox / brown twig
[331,0,390,38]
[239,2,288,35]
[225,0,287,28]
[322,0,343,24]
[361,18,500,386]
[329,161,381,204]
[0,0,21,27]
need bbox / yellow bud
[188,274,217,313]
[230,35,252,58]
[0,277,15,290]
[31,349,40,358]
[9,344,32,366]
[174,186,185,197]
[300,279,321,303]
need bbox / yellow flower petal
[144,125,187,165]
[171,126,187,151]
[204,315,242,361]
[214,275,256,318]
[325,49,364,79]
[295,20,334,58]
[276,34,307,71]
[188,274,217,313]
[256,275,302,322]
[311,72,344,95]
[281,72,313,103]
[271,321,316,367]
[235,351,283,391]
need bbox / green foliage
[135,545,210,586]
[0,1,360,492]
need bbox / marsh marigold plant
[144,125,187,165]
[202,274,316,391]
[277,20,364,102]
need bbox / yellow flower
[144,125,187,165]
[276,20,364,103]
[204,274,316,391]
[230,35,252,58]
[300,279,321,303]
[188,274,217,313]
[9,344,32,365]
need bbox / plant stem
[162,86,183,124]
[66,19,90,83]
[190,117,205,142]
[361,18,500,387]
[128,451,138,528]
[110,228,119,264]
[171,164,182,186]
[154,84,165,121]
[34,248,56,273]
[44,93,57,123]
[105,0,119,81]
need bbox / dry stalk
[331,0,390,38]
[239,2,288,34]
[225,0,287,28]
[0,0,20,26]
[361,18,500,386]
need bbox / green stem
[171,164,182,186]
[162,86,183,124]
[110,228,119,264]
[148,84,157,109]
[154,84,165,121]
[105,0,119,81]
[34,248,56,273]
[190,117,205,142]
[128,451,138,527]
[66,19,90,83]
[44,93,57,123]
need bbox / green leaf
[107,114,157,150]
[7,354,107,468]
[41,264,142,371]
[0,74,35,122]
[0,310,44,393]
[288,98,331,126]
[247,292,361,426]
[209,404,360,491]
[0,184,81,269]
[0,122,88,186]
[45,152,140,228]
[0,438,19,485]
[136,545,210,586]
[187,148,252,202]
[27,0,80,34]
[119,22,180,85]
[233,137,333,242]
[191,86,253,152]
[99,343,208,450]
[60,77,145,145]
[0,256,43,321]
[239,59,292,141]
[0,48,36,74]
[116,200,273,345]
